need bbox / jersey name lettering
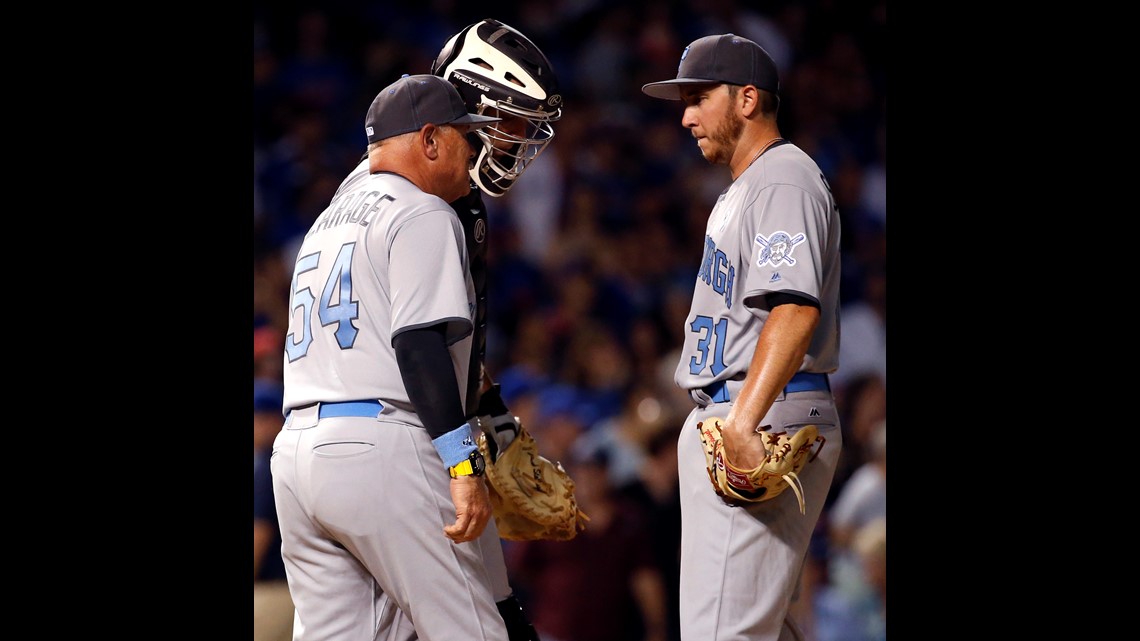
[697,234,735,309]
[308,190,395,236]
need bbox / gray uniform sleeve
[388,208,473,346]
[740,183,830,311]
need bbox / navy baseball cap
[642,34,780,100]
[365,73,502,144]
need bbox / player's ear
[419,124,441,160]
[739,85,760,118]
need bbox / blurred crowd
[254,2,886,640]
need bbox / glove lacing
[782,470,807,515]
[761,431,826,515]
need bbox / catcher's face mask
[432,18,563,197]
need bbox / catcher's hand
[473,382,521,462]
[697,416,825,514]
[475,416,589,541]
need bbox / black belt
[702,372,830,403]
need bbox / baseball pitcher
[642,34,845,641]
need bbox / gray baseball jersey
[673,141,845,641]
[282,158,476,423]
[673,142,840,392]
[274,158,509,641]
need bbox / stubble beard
[704,110,745,166]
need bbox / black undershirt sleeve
[393,324,466,440]
[766,291,820,310]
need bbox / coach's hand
[444,476,493,543]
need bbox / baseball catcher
[474,385,589,541]
[698,417,826,514]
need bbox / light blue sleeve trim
[431,421,478,468]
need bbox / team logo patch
[755,231,805,267]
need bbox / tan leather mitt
[697,416,825,514]
[476,418,589,541]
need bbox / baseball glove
[697,417,825,514]
[476,417,589,541]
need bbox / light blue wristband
[431,420,478,468]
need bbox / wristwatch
[449,450,486,478]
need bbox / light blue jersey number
[285,243,360,361]
[688,315,727,376]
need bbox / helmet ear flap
[431,30,464,77]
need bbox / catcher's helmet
[432,19,562,197]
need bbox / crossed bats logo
[755,231,805,267]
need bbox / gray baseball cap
[365,73,502,144]
[642,34,779,101]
